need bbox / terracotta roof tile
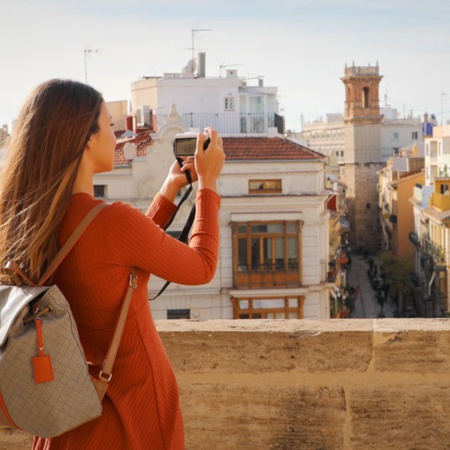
[222,137,325,161]
[114,131,153,166]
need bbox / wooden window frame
[248,179,282,194]
[230,220,303,289]
[231,295,305,319]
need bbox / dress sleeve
[145,192,177,229]
[106,189,221,285]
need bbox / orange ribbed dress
[32,189,220,450]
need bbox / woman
[0,79,225,449]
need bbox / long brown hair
[0,79,104,283]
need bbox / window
[393,132,399,140]
[94,185,106,198]
[224,96,235,111]
[249,179,282,194]
[167,309,190,319]
[231,220,303,289]
[362,87,370,108]
[412,131,418,140]
[231,296,305,319]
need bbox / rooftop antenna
[84,48,99,84]
[187,28,211,63]
[219,63,242,77]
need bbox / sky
[1,0,450,132]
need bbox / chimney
[198,52,206,77]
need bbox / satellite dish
[184,59,197,74]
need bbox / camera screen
[174,137,197,157]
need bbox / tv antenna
[84,48,99,84]
[219,63,242,77]
[186,28,211,62]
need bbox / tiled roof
[114,131,153,166]
[222,137,325,161]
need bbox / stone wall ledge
[3,319,450,450]
[158,319,450,449]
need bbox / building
[378,144,425,255]
[130,53,284,136]
[298,114,345,162]
[340,63,384,253]
[301,107,423,164]
[94,105,335,320]
[410,125,450,317]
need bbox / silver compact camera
[173,131,210,158]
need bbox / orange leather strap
[99,268,137,381]
[0,390,19,429]
[32,318,55,384]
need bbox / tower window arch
[362,87,370,108]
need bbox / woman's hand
[171,157,199,189]
[158,127,224,202]
[195,128,225,192]
[159,158,198,203]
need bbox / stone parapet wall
[160,319,450,450]
[3,319,450,449]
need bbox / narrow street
[346,254,398,319]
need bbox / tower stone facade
[341,64,383,253]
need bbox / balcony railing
[430,192,450,211]
[423,238,445,263]
[174,112,284,135]
[409,231,420,247]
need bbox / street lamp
[84,48,98,84]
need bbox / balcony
[430,192,450,211]
[424,238,445,263]
[235,262,300,289]
[174,112,285,135]
[7,319,450,450]
[409,231,420,247]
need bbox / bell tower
[341,63,383,253]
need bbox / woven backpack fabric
[0,284,103,437]
[0,203,138,438]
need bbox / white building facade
[130,54,283,136]
[301,107,423,164]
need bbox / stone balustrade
[2,319,450,449]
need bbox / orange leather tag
[33,318,55,384]
[32,355,55,384]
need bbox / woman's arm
[111,129,224,285]
[107,190,221,285]
[146,128,224,230]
